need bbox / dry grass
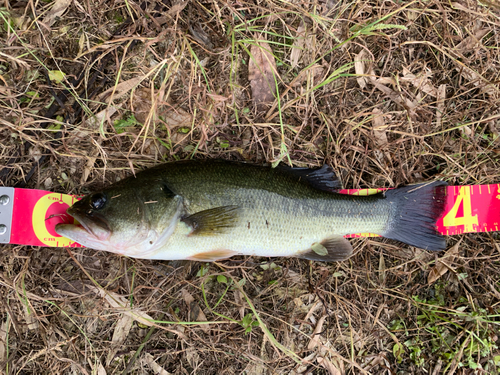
[1,0,500,373]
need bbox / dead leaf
[167,0,188,17]
[141,353,172,375]
[0,318,10,363]
[317,356,342,375]
[428,240,461,284]
[372,108,391,164]
[371,79,418,115]
[436,84,446,128]
[234,290,245,320]
[372,108,388,146]
[401,67,437,98]
[162,106,192,129]
[460,125,472,137]
[23,304,39,331]
[43,0,72,27]
[90,359,107,375]
[185,347,201,369]
[86,106,119,130]
[180,288,194,305]
[106,314,134,365]
[379,252,386,283]
[457,66,499,98]
[367,67,418,113]
[322,0,339,14]
[354,49,370,89]
[87,286,156,328]
[181,288,209,332]
[98,77,144,103]
[133,87,192,129]
[248,37,278,111]
[488,118,500,141]
[292,65,325,87]
[307,315,327,350]
[455,28,490,54]
[290,22,307,68]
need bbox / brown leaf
[367,68,418,113]
[322,0,340,14]
[87,286,156,327]
[372,108,391,165]
[372,108,388,146]
[181,289,209,332]
[317,357,342,375]
[292,65,325,87]
[428,240,461,284]
[401,67,437,98]
[98,77,144,103]
[457,66,499,98]
[106,314,134,365]
[0,318,10,363]
[234,290,246,320]
[249,37,278,111]
[133,87,192,129]
[354,49,370,89]
[436,84,446,128]
[167,0,188,17]
[455,28,490,54]
[141,353,173,375]
[42,0,72,27]
[290,23,307,68]
[307,315,327,350]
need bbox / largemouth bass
[55,160,447,262]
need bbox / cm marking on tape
[0,184,499,247]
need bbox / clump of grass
[391,281,499,372]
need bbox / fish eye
[90,193,107,210]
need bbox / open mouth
[57,209,111,242]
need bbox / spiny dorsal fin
[182,205,239,236]
[278,164,342,191]
[297,236,353,262]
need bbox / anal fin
[188,249,238,262]
[297,236,353,262]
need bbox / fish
[55,160,448,262]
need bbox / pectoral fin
[181,205,239,236]
[298,236,353,262]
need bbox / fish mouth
[55,209,112,247]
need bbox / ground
[0,0,500,373]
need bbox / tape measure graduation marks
[0,185,499,247]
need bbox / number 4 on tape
[436,184,500,235]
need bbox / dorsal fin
[278,164,342,192]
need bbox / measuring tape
[0,185,498,247]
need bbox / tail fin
[383,181,447,251]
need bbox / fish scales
[131,161,390,259]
